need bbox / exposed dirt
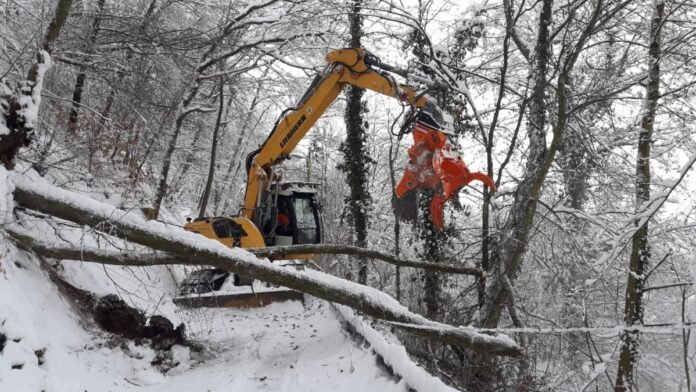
[42,260,191,366]
[94,294,146,340]
[145,315,186,351]
[0,92,32,169]
[39,259,189,354]
[94,294,187,352]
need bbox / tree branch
[6,226,180,267]
[10,173,523,357]
[249,244,485,277]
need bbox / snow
[580,362,607,390]
[1,168,474,391]
[154,300,411,392]
[0,247,415,392]
[8,170,521,357]
[0,80,12,136]
[20,51,51,130]
[0,244,99,391]
[335,305,458,392]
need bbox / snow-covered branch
[10,173,524,357]
[250,244,485,277]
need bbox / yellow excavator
[174,48,494,308]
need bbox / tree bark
[10,175,523,357]
[342,0,371,285]
[68,0,106,132]
[6,228,483,276]
[557,124,590,210]
[418,189,446,320]
[388,137,401,300]
[615,1,663,390]
[250,244,484,276]
[170,121,204,192]
[198,77,226,218]
[215,75,264,214]
[0,0,73,168]
[482,0,603,328]
[152,88,198,219]
[480,0,512,310]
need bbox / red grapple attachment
[395,123,496,230]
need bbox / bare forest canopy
[1,0,696,391]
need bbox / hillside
[0,234,453,391]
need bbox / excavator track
[173,266,306,309]
[173,289,304,308]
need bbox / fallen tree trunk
[6,226,483,277]
[6,226,184,267]
[249,244,485,277]
[10,173,523,357]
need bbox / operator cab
[255,181,321,247]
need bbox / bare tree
[615,1,665,390]
[67,0,106,132]
[0,0,73,168]
[340,0,372,285]
[198,76,228,218]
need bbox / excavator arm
[242,48,494,230]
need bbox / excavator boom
[244,48,494,230]
[178,48,494,309]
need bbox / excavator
[174,48,495,308]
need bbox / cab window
[293,197,318,244]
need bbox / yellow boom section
[242,48,428,219]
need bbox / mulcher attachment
[395,122,496,230]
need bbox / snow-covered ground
[0,166,459,391]
[0,237,453,391]
[153,301,407,392]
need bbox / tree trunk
[482,0,553,327]
[170,121,204,193]
[153,75,207,219]
[479,0,512,311]
[215,68,267,215]
[250,243,483,276]
[0,0,73,169]
[10,175,524,357]
[482,0,603,329]
[341,0,371,285]
[68,73,86,132]
[98,0,158,130]
[153,103,188,219]
[388,137,401,300]
[557,123,590,210]
[418,189,447,320]
[198,77,226,218]
[615,1,663,390]
[68,0,106,132]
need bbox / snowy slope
[0,165,457,392]
[149,301,407,392]
[0,243,453,391]
[0,251,394,391]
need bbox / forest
[1,0,695,391]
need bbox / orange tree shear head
[394,104,495,230]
